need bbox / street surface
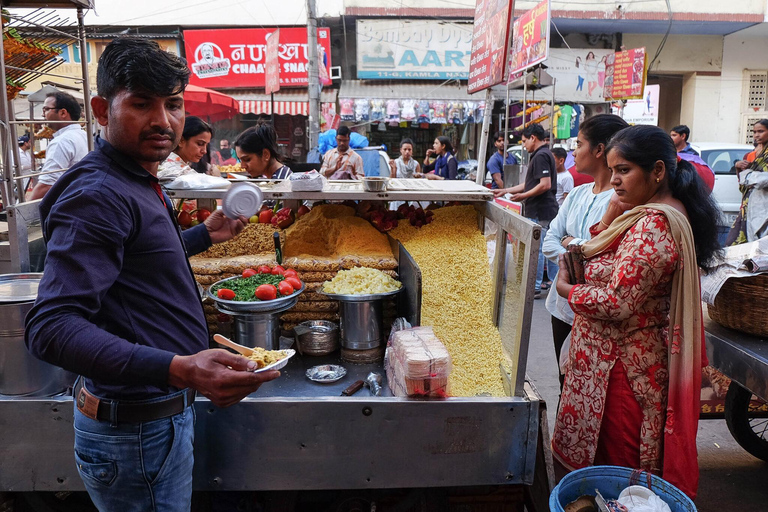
[526,297,768,511]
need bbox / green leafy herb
[211,274,291,302]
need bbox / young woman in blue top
[542,114,629,388]
[423,136,458,180]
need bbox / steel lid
[0,273,43,303]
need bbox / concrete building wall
[622,34,723,74]
[717,24,768,143]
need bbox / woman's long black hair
[579,114,629,151]
[606,124,721,270]
[235,123,281,162]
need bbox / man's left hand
[509,193,525,202]
[204,209,247,244]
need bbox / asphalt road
[525,297,768,511]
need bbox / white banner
[356,19,473,80]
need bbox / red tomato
[259,209,274,224]
[242,268,257,278]
[216,288,236,300]
[278,280,294,296]
[254,284,277,301]
[283,268,298,278]
[271,265,285,276]
[257,265,272,274]
[285,277,302,290]
[196,208,211,222]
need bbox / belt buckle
[77,386,101,421]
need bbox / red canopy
[183,84,240,123]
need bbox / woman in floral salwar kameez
[552,125,722,499]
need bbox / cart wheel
[725,382,768,462]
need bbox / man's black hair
[671,124,691,142]
[337,125,351,138]
[493,131,505,141]
[522,123,547,141]
[46,91,81,120]
[97,37,190,102]
[399,138,414,148]
[551,147,568,160]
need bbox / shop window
[72,42,91,64]
[747,71,767,111]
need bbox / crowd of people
[16,34,768,509]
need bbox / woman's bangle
[598,219,609,228]
[560,234,571,244]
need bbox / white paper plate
[222,182,263,219]
[253,349,295,373]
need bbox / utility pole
[306,0,321,151]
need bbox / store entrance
[648,74,683,131]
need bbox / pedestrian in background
[423,136,458,180]
[486,131,518,189]
[389,137,421,179]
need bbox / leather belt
[74,379,196,424]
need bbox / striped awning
[226,88,338,116]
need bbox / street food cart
[0,178,554,510]
[705,315,768,461]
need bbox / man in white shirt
[29,91,89,200]
[17,135,32,173]
[320,125,364,180]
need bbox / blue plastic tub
[549,466,696,512]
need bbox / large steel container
[0,274,74,396]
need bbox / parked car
[691,142,754,233]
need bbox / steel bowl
[362,176,388,192]
[207,275,305,313]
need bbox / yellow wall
[21,38,181,94]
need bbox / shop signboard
[506,0,551,81]
[620,84,659,126]
[356,19,473,80]
[264,29,280,95]
[183,27,332,89]
[467,0,515,94]
[603,47,647,100]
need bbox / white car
[691,142,754,228]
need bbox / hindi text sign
[467,0,515,93]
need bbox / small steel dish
[362,176,388,192]
[207,275,305,313]
[294,320,339,356]
[305,364,347,383]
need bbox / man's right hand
[168,349,280,408]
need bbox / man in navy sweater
[25,38,279,511]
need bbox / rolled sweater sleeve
[25,188,176,387]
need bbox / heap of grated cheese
[390,205,506,397]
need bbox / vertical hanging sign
[603,47,647,100]
[467,0,515,94]
[506,0,551,80]
[265,29,280,95]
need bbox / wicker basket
[707,273,768,337]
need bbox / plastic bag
[164,173,230,189]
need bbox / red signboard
[265,29,280,94]
[183,27,332,89]
[467,0,515,94]
[603,47,647,100]
[507,0,550,80]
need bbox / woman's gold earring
[656,178,660,183]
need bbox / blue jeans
[529,218,558,292]
[73,393,196,512]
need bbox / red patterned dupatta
[581,204,703,498]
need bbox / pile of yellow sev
[390,205,506,397]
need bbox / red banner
[183,27,332,89]
[603,47,647,100]
[265,29,280,94]
[467,0,515,94]
[507,0,550,80]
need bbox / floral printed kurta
[552,210,679,473]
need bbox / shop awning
[227,89,338,116]
[338,80,481,101]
